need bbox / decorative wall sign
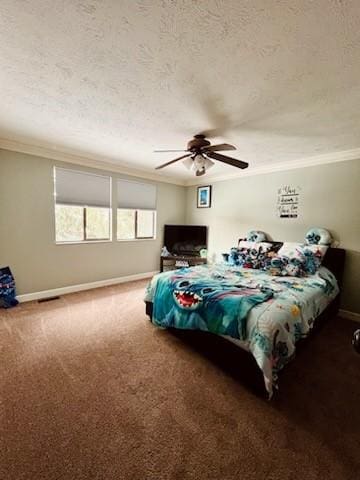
[277,185,300,218]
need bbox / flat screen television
[164,224,207,256]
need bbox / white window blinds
[117,179,156,210]
[55,168,111,208]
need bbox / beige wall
[1,149,359,313]
[185,160,360,313]
[0,149,186,295]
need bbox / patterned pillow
[267,242,328,276]
[305,227,332,246]
[238,240,273,251]
[222,242,275,268]
[237,241,277,269]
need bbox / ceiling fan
[154,134,249,176]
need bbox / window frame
[55,204,112,244]
[117,208,157,242]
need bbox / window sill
[55,240,112,245]
[55,238,157,245]
[117,238,157,243]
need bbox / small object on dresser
[175,260,189,268]
[161,246,171,257]
[160,255,207,272]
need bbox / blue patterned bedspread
[145,264,339,396]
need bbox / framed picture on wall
[197,185,212,208]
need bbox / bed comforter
[145,264,339,396]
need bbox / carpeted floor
[1,279,359,480]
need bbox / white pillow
[238,240,273,252]
[277,242,328,275]
[278,242,328,259]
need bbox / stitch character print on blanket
[151,271,273,340]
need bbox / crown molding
[1,137,359,188]
[185,147,360,186]
[0,138,187,186]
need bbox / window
[136,210,155,238]
[117,209,156,240]
[117,179,156,240]
[55,205,83,242]
[117,209,135,240]
[54,168,111,243]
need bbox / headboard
[322,247,346,287]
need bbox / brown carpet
[1,279,359,480]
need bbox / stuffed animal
[228,247,241,266]
[0,267,18,308]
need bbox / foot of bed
[145,301,153,320]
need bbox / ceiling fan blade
[206,151,248,169]
[203,143,236,152]
[155,153,191,170]
[153,149,188,153]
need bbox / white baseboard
[339,309,360,323]
[17,271,159,303]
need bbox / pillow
[305,227,332,246]
[238,240,273,251]
[246,230,267,243]
[222,241,281,269]
[278,242,328,260]
[277,242,304,258]
[269,242,328,276]
[237,241,277,269]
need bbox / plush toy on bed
[265,255,303,277]
[223,228,332,276]
[265,228,332,277]
[222,231,280,269]
[227,247,241,266]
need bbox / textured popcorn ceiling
[1,0,360,180]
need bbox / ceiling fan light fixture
[203,157,215,170]
[196,167,206,176]
[182,156,194,170]
[193,154,205,170]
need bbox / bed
[144,245,345,397]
